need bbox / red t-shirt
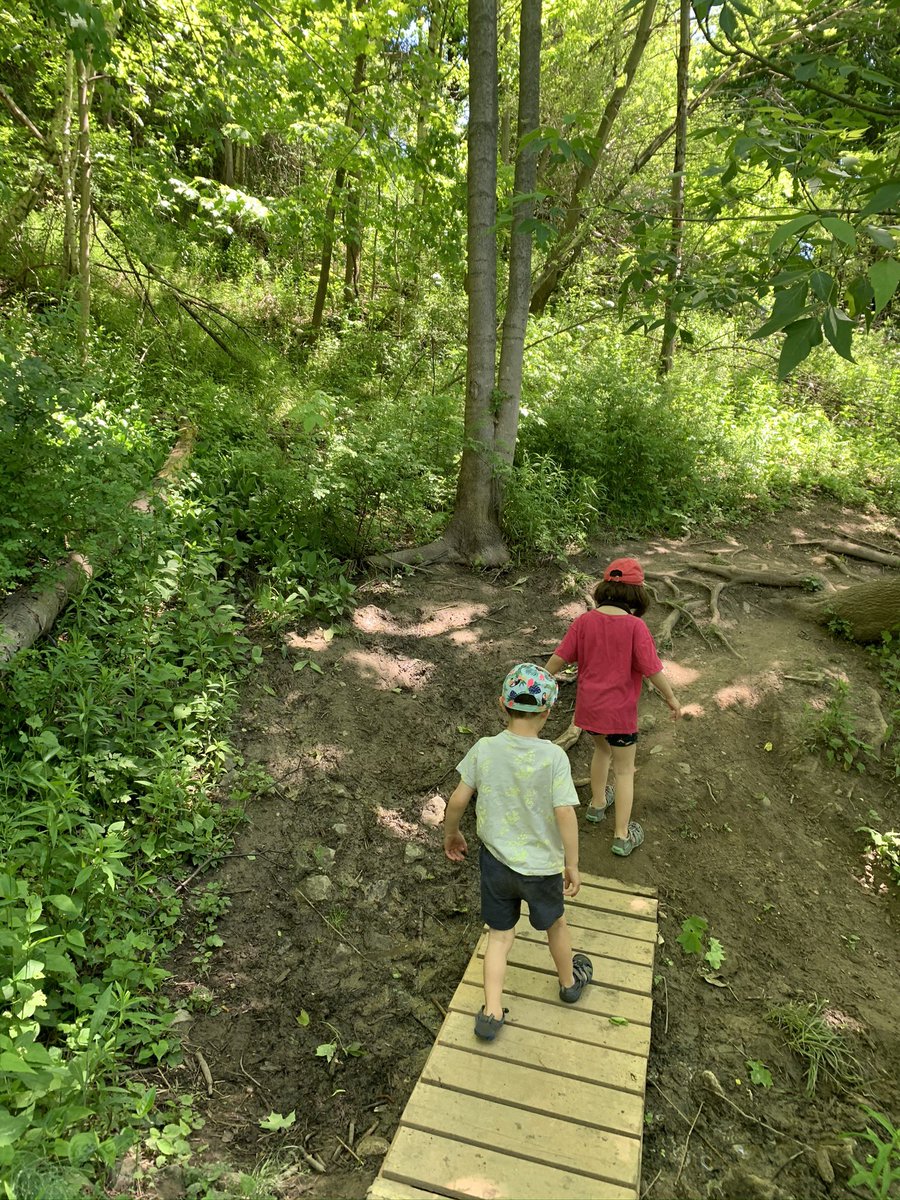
[554,610,663,734]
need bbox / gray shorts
[479,845,565,931]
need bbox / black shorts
[479,845,565,932]
[583,730,638,746]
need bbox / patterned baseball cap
[501,663,559,712]
[603,557,644,585]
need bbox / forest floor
[162,502,899,1200]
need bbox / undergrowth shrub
[0,506,251,1191]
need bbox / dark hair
[504,695,546,720]
[592,579,649,617]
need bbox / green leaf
[808,270,834,303]
[704,938,726,970]
[719,5,737,39]
[769,215,816,255]
[0,1109,31,1146]
[746,1059,773,1088]
[259,1110,296,1131]
[676,916,708,956]
[172,704,192,721]
[859,183,900,218]
[750,283,808,339]
[608,1016,630,1026]
[296,1010,310,1027]
[819,216,857,247]
[864,226,896,251]
[868,258,900,315]
[778,317,822,380]
[47,894,82,917]
[845,275,875,319]
[822,307,855,361]
[316,1042,337,1061]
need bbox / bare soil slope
[168,503,900,1200]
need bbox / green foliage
[676,916,726,969]
[766,998,859,1096]
[847,1108,900,1200]
[746,1059,774,1089]
[804,680,873,772]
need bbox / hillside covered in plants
[1,0,899,1197]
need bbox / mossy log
[793,575,900,644]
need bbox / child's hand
[668,700,682,721]
[563,866,581,897]
[444,831,468,861]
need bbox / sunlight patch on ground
[681,702,706,719]
[344,648,434,692]
[375,806,421,840]
[284,628,335,653]
[449,629,479,646]
[714,668,781,710]
[555,600,585,621]
[661,660,700,687]
[353,602,490,637]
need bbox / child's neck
[506,717,545,738]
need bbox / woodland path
[169,501,900,1200]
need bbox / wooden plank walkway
[369,872,657,1200]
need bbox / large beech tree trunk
[441,0,505,564]
[797,577,900,644]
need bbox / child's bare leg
[610,742,638,839]
[589,735,612,811]
[483,926,517,1019]
[546,914,575,988]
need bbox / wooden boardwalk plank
[369,872,655,1200]
[381,1128,637,1200]
[448,980,651,1057]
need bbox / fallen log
[0,426,195,665]
[791,538,900,570]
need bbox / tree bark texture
[443,0,507,564]
[529,0,658,315]
[311,51,366,327]
[342,51,368,307]
[61,52,78,278]
[494,0,542,480]
[0,428,195,665]
[798,576,900,644]
[659,0,691,375]
[76,51,94,362]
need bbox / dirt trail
[169,503,900,1200]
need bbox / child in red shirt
[545,558,681,856]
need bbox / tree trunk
[659,0,691,375]
[76,50,93,363]
[414,7,442,208]
[0,428,195,664]
[0,168,48,259]
[797,577,900,644]
[442,0,507,564]
[312,51,366,328]
[529,0,658,315]
[342,50,367,308]
[494,0,542,490]
[60,51,78,279]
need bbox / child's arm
[545,653,569,676]
[648,668,681,720]
[554,805,581,897]
[443,781,475,861]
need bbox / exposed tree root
[791,538,900,570]
[554,721,582,752]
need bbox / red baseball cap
[603,557,644,585]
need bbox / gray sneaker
[585,785,615,823]
[474,1007,508,1040]
[612,821,645,857]
[559,954,593,1003]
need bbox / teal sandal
[585,785,615,823]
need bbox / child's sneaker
[474,1007,508,1040]
[559,954,593,1003]
[585,785,615,823]
[612,821,645,857]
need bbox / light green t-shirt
[456,730,579,876]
